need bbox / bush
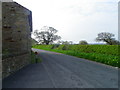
[62,45,70,50]
[51,44,60,49]
[61,45,118,56]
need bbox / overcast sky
[14,0,118,44]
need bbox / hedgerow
[32,45,119,67]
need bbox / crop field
[33,45,119,68]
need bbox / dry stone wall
[1,2,32,78]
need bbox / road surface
[3,48,118,88]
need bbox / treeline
[32,26,120,45]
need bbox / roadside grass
[31,51,42,64]
[32,45,119,68]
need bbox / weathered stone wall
[1,2,32,79]
[0,0,2,89]
[2,53,30,78]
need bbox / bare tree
[96,32,120,45]
[33,26,61,45]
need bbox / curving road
[3,48,118,88]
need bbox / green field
[33,45,119,68]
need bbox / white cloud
[14,0,118,43]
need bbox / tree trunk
[46,42,49,45]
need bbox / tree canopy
[33,26,61,45]
[96,32,120,45]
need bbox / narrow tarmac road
[3,48,118,88]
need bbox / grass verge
[32,45,119,68]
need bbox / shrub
[51,44,60,49]
[62,45,70,50]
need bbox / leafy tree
[57,41,62,45]
[61,41,73,45]
[79,40,88,45]
[96,32,120,45]
[69,41,73,45]
[33,26,61,45]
